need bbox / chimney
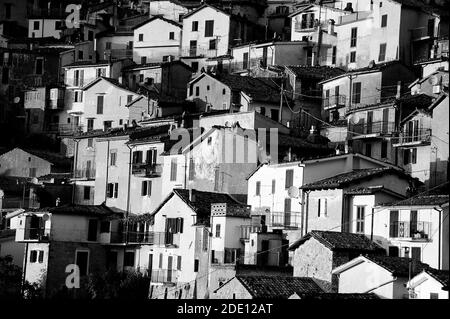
[328,19,335,34]
[396,81,402,99]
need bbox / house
[263,0,298,40]
[14,204,125,298]
[186,72,287,123]
[289,230,386,292]
[148,188,249,299]
[246,152,398,241]
[132,16,182,64]
[212,275,324,299]
[79,76,140,132]
[95,29,134,61]
[332,255,429,299]
[406,268,449,299]
[0,147,70,178]
[179,4,265,74]
[300,167,419,235]
[0,207,25,267]
[148,0,195,23]
[373,194,449,270]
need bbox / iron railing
[110,231,180,246]
[390,221,431,240]
[240,225,263,240]
[131,163,163,177]
[393,128,431,146]
[45,123,84,135]
[22,227,51,241]
[73,168,96,180]
[410,27,436,40]
[267,212,301,229]
[150,269,178,284]
[348,121,396,136]
[323,95,347,109]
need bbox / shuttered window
[352,82,361,104]
[389,210,399,237]
[96,95,104,114]
[188,157,195,180]
[170,158,177,181]
[255,181,261,196]
[285,169,294,189]
[205,20,214,37]
[284,198,291,213]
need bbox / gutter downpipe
[371,207,375,241]
[305,190,310,235]
[124,143,134,272]
[104,140,111,202]
[72,139,80,203]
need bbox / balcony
[73,168,96,180]
[245,251,286,267]
[390,221,431,241]
[109,231,180,247]
[267,212,301,230]
[132,163,162,177]
[45,123,84,136]
[21,227,51,242]
[323,95,347,110]
[393,128,431,147]
[230,58,268,73]
[180,46,216,58]
[240,225,263,240]
[348,121,396,139]
[104,49,133,59]
[410,27,436,41]
[338,11,371,24]
[150,269,179,284]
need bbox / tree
[0,255,22,299]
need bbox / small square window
[138,34,144,41]
[169,32,175,40]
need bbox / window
[177,256,182,271]
[104,121,112,131]
[75,251,89,276]
[170,158,177,181]
[209,39,216,50]
[389,210,399,237]
[141,180,152,196]
[350,51,356,63]
[74,90,83,102]
[365,143,372,157]
[114,183,118,198]
[356,206,365,233]
[33,21,40,30]
[38,251,44,263]
[255,181,261,196]
[378,43,387,62]
[139,74,144,83]
[29,168,37,178]
[165,218,183,234]
[214,168,220,191]
[87,118,94,131]
[318,198,327,217]
[300,13,314,29]
[381,140,388,158]
[78,50,84,60]
[430,293,439,299]
[87,138,93,148]
[105,42,111,50]
[141,56,147,64]
[260,106,266,116]
[411,247,421,261]
[83,186,91,200]
[107,183,118,198]
[243,52,249,70]
[352,82,361,104]
[222,88,226,95]
[127,95,133,104]
[35,58,44,75]
[124,251,135,267]
[133,151,143,164]
[178,14,183,22]
[388,246,399,257]
[195,86,199,96]
[205,20,214,37]
[285,169,294,189]
[270,109,279,122]
[88,219,98,241]
[284,198,291,213]
[271,179,276,194]
[96,95,104,114]
[4,3,11,19]
[169,32,175,40]
[192,21,198,31]
[100,221,110,233]
[194,259,199,272]
[159,253,163,268]
[403,148,417,165]
[1,67,9,84]
[30,250,38,263]
[350,27,357,47]
[215,224,221,238]
[332,46,337,64]
[138,34,144,41]
[191,62,199,72]
[109,151,117,166]
[97,68,106,77]
[381,14,388,27]
[88,30,94,41]
[188,157,195,180]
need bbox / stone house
[289,230,386,292]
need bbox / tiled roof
[387,195,449,207]
[122,62,162,71]
[365,255,429,277]
[83,76,135,92]
[285,65,345,80]
[132,15,182,29]
[21,148,73,170]
[173,189,248,224]
[300,167,411,190]
[390,0,449,16]
[344,186,405,199]
[425,268,449,288]
[0,229,15,239]
[398,93,434,122]
[289,230,385,252]
[49,204,124,218]
[64,60,111,68]
[236,275,323,299]
[295,292,379,300]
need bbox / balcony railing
[390,221,431,240]
[230,58,268,73]
[338,11,371,24]
[323,95,347,110]
[267,212,301,229]
[240,225,263,240]
[73,168,96,180]
[45,123,84,135]
[348,121,396,136]
[393,128,432,147]
[180,46,217,58]
[132,163,162,177]
[109,231,180,247]
[150,269,178,284]
[410,27,436,41]
[23,227,51,241]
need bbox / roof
[398,93,434,123]
[289,230,385,252]
[294,292,379,300]
[364,255,429,277]
[82,76,135,92]
[385,194,449,207]
[232,275,323,299]
[64,60,111,68]
[151,189,247,225]
[181,3,229,19]
[0,148,72,170]
[344,186,405,198]
[424,268,450,288]
[132,15,182,29]
[300,167,412,191]
[285,65,345,80]
[48,203,123,218]
[389,0,449,16]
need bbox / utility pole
[279,77,284,124]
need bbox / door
[189,40,197,57]
[410,210,418,237]
[382,108,389,133]
[87,219,98,241]
[107,251,118,270]
[86,160,92,179]
[167,256,173,282]
[75,251,89,276]
[389,210,399,237]
[148,254,153,279]
[411,247,421,261]
[367,111,373,134]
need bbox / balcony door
[389,210,399,237]
[382,108,389,133]
[366,111,373,134]
[148,254,153,279]
[167,256,173,282]
[189,40,197,57]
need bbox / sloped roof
[424,268,450,288]
[64,60,111,68]
[48,203,123,218]
[364,255,429,277]
[151,189,247,225]
[300,167,412,191]
[285,65,345,80]
[289,230,385,252]
[387,194,449,207]
[398,93,434,123]
[295,292,379,300]
[82,76,135,92]
[132,15,182,29]
[235,275,323,298]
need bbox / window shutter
[148,181,152,196]
[390,210,399,237]
[142,181,147,196]
[285,169,294,188]
[177,255,182,271]
[284,198,291,213]
[114,183,118,198]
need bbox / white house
[332,255,430,299]
[28,18,64,39]
[148,0,193,23]
[406,268,449,299]
[132,16,182,64]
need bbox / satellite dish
[42,213,50,221]
[14,97,21,103]
[349,113,360,124]
[288,186,299,198]
[428,75,440,85]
